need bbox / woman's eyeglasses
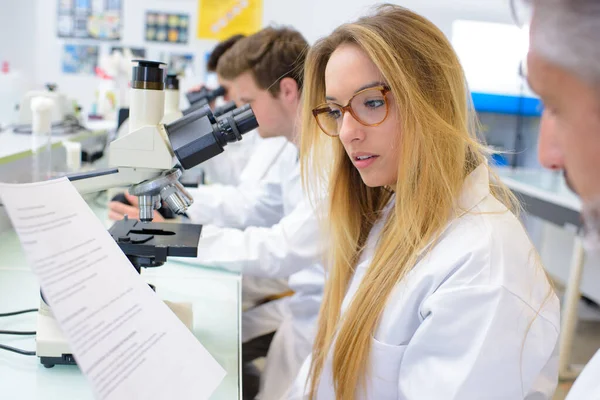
[312,85,391,137]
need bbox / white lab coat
[201,129,261,186]
[185,136,291,230]
[176,141,325,400]
[288,164,560,400]
[565,350,600,399]
[185,136,294,311]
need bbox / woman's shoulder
[452,194,534,265]
[414,193,557,323]
[426,194,537,280]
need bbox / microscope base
[36,299,194,368]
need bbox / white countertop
[0,119,115,161]
[495,167,582,212]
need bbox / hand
[108,192,165,222]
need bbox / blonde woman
[289,5,560,400]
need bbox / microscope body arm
[108,125,176,172]
[68,167,163,194]
[66,123,188,222]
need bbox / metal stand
[558,235,586,380]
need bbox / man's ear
[278,77,299,104]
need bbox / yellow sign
[197,0,263,40]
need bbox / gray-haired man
[525,0,600,398]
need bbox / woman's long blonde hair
[301,5,519,399]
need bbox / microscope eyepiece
[211,86,226,98]
[186,85,226,105]
[165,74,180,90]
[230,104,257,133]
[182,98,209,116]
[131,60,166,90]
[215,104,259,142]
[213,101,237,117]
[164,104,259,170]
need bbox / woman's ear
[278,77,300,104]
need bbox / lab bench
[0,119,115,235]
[0,119,115,163]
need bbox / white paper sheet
[0,178,226,400]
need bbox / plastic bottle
[0,62,29,126]
[30,97,54,181]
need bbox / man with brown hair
[217,27,307,141]
[195,34,257,184]
[205,33,245,104]
[206,34,246,73]
[175,27,325,400]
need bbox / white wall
[452,20,534,97]
[0,0,37,78]
[33,0,217,112]
[263,0,515,42]
[21,0,517,113]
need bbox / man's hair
[216,26,309,95]
[207,34,245,72]
[527,0,600,85]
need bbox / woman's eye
[364,99,384,109]
[327,109,342,119]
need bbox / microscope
[18,83,78,126]
[35,60,258,368]
[161,74,183,125]
[183,85,235,117]
[156,74,236,190]
[115,76,235,140]
[164,75,236,123]
[186,85,225,106]
[115,74,237,192]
